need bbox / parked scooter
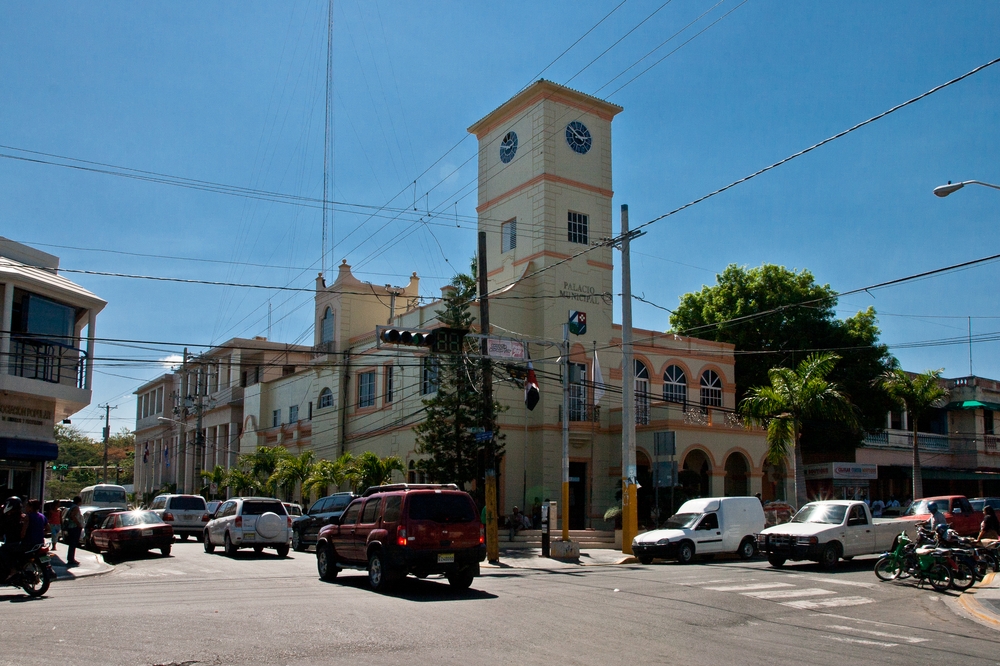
[874,530,952,591]
[2,543,55,597]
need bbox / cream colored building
[234,81,780,527]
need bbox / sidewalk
[483,546,635,569]
[955,572,1000,630]
[46,546,114,581]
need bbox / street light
[933,180,1000,197]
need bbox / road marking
[696,578,754,586]
[744,587,834,600]
[804,576,879,589]
[825,625,928,644]
[783,596,875,609]
[823,635,898,648]
[705,582,793,592]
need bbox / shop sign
[804,462,877,480]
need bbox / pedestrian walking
[64,496,85,566]
[45,501,61,551]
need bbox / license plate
[142,529,153,537]
[243,533,255,541]
[39,556,50,564]
[437,553,454,564]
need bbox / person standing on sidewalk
[64,496,85,567]
[45,501,61,551]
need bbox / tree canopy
[670,264,894,449]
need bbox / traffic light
[379,327,431,347]
[377,327,467,354]
[430,328,467,354]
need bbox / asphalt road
[1,541,997,666]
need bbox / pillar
[0,283,13,375]
[709,471,727,497]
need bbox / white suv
[203,497,291,557]
[149,494,209,541]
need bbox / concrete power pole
[100,403,117,484]
[620,204,639,554]
[477,231,500,564]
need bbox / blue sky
[2,1,998,437]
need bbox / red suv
[315,484,485,591]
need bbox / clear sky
[2,1,998,438]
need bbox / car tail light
[163,512,174,522]
[235,516,242,528]
[397,526,407,547]
[202,513,210,522]
[479,525,485,545]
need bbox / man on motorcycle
[0,497,29,580]
[927,502,949,532]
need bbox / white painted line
[706,582,794,592]
[825,625,928,644]
[805,577,879,589]
[745,587,834,600]
[824,635,898,648]
[783,596,875,609]
[697,579,755,586]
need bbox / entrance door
[568,462,587,530]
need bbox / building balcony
[8,334,86,389]
[607,400,747,430]
[863,429,952,452]
[558,404,601,423]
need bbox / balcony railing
[985,434,999,453]
[864,430,953,452]
[558,404,601,423]
[8,334,86,388]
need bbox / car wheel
[275,544,290,558]
[446,567,475,590]
[104,543,118,564]
[767,555,786,568]
[819,543,840,570]
[224,532,237,557]
[638,555,654,565]
[368,551,394,592]
[160,544,171,557]
[317,544,338,581]
[738,537,756,560]
[292,529,305,552]
[203,532,215,554]
[677,541,695,564]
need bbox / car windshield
[284,504,302,516]
[905,500,944,516]
[664,513,702,529]
[791,504,848,525]
[330,496,352,510]
[242,501,286,516]
[119,512,163,527]
[971,500,985,512]
[170,497,206,511]
[94,489,127,504]
[407,494,476,523]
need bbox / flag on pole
[524,362,540,411]
[143,443,149,464]
[593,349,605,405]
[164,444,170,467]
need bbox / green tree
[877,369,948,499]
[303,453,355,499]
[413,263,506,498]
[224,467,260,496]
[269,451,316,503]
[238,445,290,495]
[345,451,404,493]
[670,264,894,451]
[740,352,860,507]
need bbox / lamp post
[933,180,1000,197]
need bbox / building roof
[467,79,623,138]
[0,255,106,312]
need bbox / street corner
[49,551,114,581]
[952,572,1000,630]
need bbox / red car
[902,495,983,537]
[90,511,175,560]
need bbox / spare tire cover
[256,512,283,539]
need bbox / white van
[632,497,765,564]
[79,484,129,509]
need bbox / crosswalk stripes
[700,579,876,609]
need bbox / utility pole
[561,322,570,543]
[478,231,500,564]
[620,204,639,554]
[100,403,117,484]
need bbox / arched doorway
[636,450,654,529]
[680,449,711,498]
[762,461,786,502]
[724,452,750,496]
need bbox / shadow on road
[321,572,498,601]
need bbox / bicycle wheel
[874,557,901,581]
[927,563,952,591]
[951,561,976,591]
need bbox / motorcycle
[2,543,56,597]
[874,530,952,591]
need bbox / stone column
[709,471,727,497]
[0,283,13,375]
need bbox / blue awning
[0,437,59,461]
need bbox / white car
[149,494,209,540]
[203,497,291,558]
[632,497,765,564]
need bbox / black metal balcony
[8,334,86,388]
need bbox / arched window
[700,370,722,407]
[320,307,335,344]
[724,452,749,496]
[635,360,649,425]
[318,387,334,409]
[662,365,687,404]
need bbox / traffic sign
[474,431,493,442]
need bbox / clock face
[499,131,518,163]
[565,121,592,155]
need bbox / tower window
[320,307,335,344]
[501,218,517,253]
[568,212,589,245]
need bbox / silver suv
[149,494,208,540]
[203,497,291,557]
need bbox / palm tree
[345,451,404,493]
[269,451,316,503]
[877,368,948,500]
[224,467,260,496]
[303,453,355,499]
[740,352,859,507]
[238,445,290,495]
[199,465,229,500]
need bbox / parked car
[315,484,485,591]
[292,492,355,552]
[632,497,765,564]
[969,497,1000,513]
[283,502,303,518]
[62,507,117,549]
[902,495,983,536]
[203,497,291,557]
[206,500,222,517]
[90,511,174,560]
[148,494,209,541]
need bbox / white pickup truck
[757,500,920,569]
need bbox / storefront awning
[946,400,1000,411]
[0,437,58,461]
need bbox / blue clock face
[565,121,592,155]
[500,131,518,163]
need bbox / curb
[956,572,1000,629]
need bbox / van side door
[694,512,724,553]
